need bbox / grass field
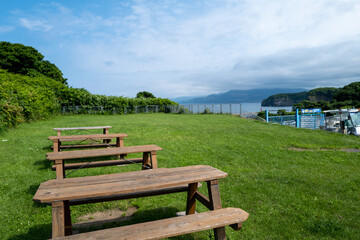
[0,113,359,239]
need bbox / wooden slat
[53,126,112,131]
[51,158,143,170]
[49,133,127,141]
[52,208,249,240]
[33,165,227,203]
[47,145,162,160]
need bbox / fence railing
[61,103,259,117]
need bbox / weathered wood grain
[48,133,127,141]
[47,145,162,160]
[33,165,227,203]
[52,208,249,240]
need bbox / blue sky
[1,0,360,98]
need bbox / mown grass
[0,113,359,239]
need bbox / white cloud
[19,18,53,31]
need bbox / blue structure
[265,108,324,129]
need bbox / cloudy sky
[1,0,360,98]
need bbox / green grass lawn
[0,113,359,239]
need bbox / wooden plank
[47,145,162,161]
[51,158,143,170]
[33,165,227,203]
[49,133,127,141]
[52,208,249,240]
[53,126,112,131]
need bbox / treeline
[262,83,360,111]
[292,82,360,110]
[0,42,175,131]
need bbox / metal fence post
[296,109,300,128]
[265,110,269,122]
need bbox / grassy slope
[0,114,359,239]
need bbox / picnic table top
[33,165,227,203]
[53,126,112,131]
[48,133,128,141]
[46,144,162,160]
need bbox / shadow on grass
[33,158,52,170]
[73,207,196,240]
[9,223,52,240]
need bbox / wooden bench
[49,133,128,152]
[46,145,162,178]
[52,208,249,240]
[33,165,248,239]
[53,126,112,136]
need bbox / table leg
[186,183,198,215]
[54,159,65,179]
[150,151,158,169]
[207,180,226,240]
[103,128,109,144]
[64,201,72,235]
[53,140,59,153]
[52,201,65,238]
[142,152,150,170]
[116,137,125,158]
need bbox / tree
[0,41,67,84]
[136,91,155,98]
[333,82,360,102]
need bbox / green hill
[261,87,339,106]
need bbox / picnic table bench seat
[52,207,249,240]
[47,145,162,178]
[53,126,112,136]
[49,133,127,151]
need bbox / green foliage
[292,82,360,111]
[332,82,360,108]
[0,41,67,84]
[0,69,61,131]
[136,91,155,98]
[262,87,340,107]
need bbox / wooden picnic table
[49,133,128,152]
[47,145,162,179]
[53,126,112,136]
[33,165,248,239]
